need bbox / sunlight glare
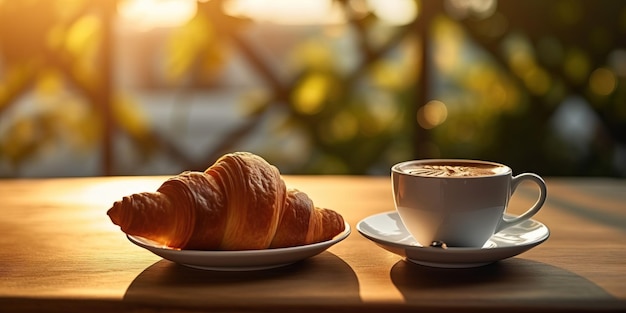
[368,0,418,26]
[118,0,197,30]
[224,0,345,25]
[55,179,163,205]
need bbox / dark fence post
[99,0,115,175]
[414,0,438,159]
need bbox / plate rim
[126,221,351,270]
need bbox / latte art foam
[405,164,503,177]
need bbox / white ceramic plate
[357,211,549,268]
[127,222,351,271]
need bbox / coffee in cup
[392,159,547,247]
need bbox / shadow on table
[390,258,623,311]
[123,251,361,309]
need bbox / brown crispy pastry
[107,152,345,250]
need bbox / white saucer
[357,212,549,268]
[128,222,351,271]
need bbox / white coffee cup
[391,159,547,248]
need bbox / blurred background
[0,0,625,177]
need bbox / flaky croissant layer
[107,152,345,250]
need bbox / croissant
[107,152,345,250]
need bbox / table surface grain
[0,176,625,312]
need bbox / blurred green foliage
[0,0,625,177]
[0,0,162,175]
[427,0,626,176]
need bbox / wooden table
[1,176,625,312]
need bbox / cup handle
[495,173,547,233]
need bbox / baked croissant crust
[107,152,345,250]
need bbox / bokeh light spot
[524,67,551,95]
[589,67,617,96]
[417,100,448,129]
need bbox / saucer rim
[357,211,550,267]
[357,211,549,251]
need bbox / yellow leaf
[166,14,214,82]
[112,94,150,140]
[292,73,330,115]
[35,69,63,96]
[0,117,39,164]
[64,15,100,57]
